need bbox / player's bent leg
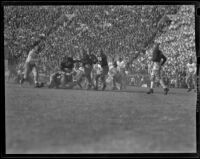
[192,74,197,92]
[102,76,107,91]
[48,73,57,88]
[186,75,192,92]
[147,73,155,94]
[112,76,118,90]
[159,79,169,95]
[7,70,12,82]
[32,66,40,88]
[102,66,109,91]
[86,75,92,90]
[76,75,84,89]
[94,74,100,90]
[84,65,92,90]
[60,73,67,88]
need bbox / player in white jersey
[108,61,124,90]
[185,58,197,92]
[108,61,114,70]
[117,57,126,71]
[20,40,44,87]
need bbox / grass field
[5,82,197,154]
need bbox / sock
[21,77,25,84]
[159,79,167,89]
[193,79,196,90]
[150,81,154,89]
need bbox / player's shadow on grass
[49,87,168,95]
[6,83,195,95]
[57,87,197,96]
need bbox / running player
[20,39,44,88]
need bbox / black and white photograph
[4,3,199,155]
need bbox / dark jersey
[60,57,75,71]
[89,54,98,64]
[152,49,167,66]
[99,54,108,67]
[81,54,93,66]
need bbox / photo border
[2,0,200,158]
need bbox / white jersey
[73,67,84,81]
[117,60,126,69]
[117,60,126,72]
[186,63,196,73]
[108,62,113,70]
[26,48,39,64]
[109,67,118,77]
[148,63,153,74]
[93,64,102,75]
[79,66,85,72]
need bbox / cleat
[34,82,40,88]
[187,88,192,92]
[102,84,106,91]
[112,87,118,90]
[164,88,169,95]
[147,89,154,94]
[39,82,44,88]
[87,84,92,90]
[19,78,24,85]
[19,78,24,87]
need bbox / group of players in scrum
[8,36,197,95]
[19,39,127,91]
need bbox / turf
[5,83,197,154]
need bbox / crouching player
[48,56,77,89]
[185,57,197,92]
[147,43,169,95]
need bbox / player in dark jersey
[94,49,109,91]
[80,49,96,89]
[48,55,78,88]
[147,43,169,95]
[60,56,77,72]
